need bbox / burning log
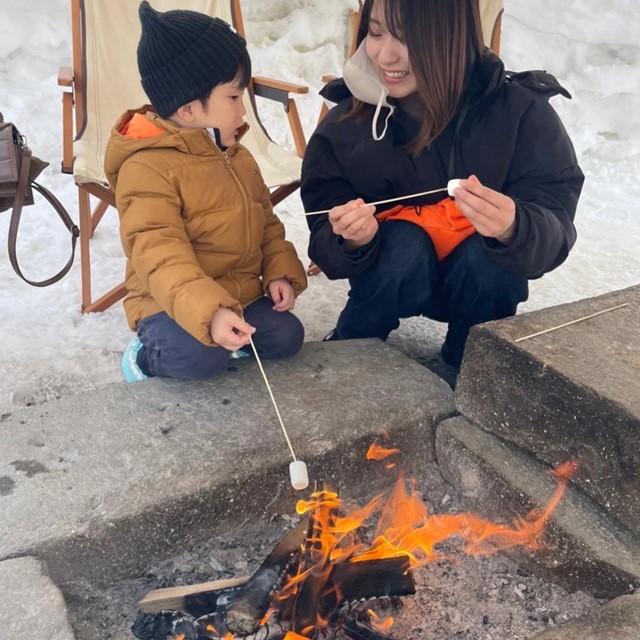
[288,489,340,634]
[224,517,309,635]
[133,459,576,640]
[329,557,414,601]
[287,486,415,635]
[289,557,414,635]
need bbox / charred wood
[290,557,414,634]
[290,484,340,634]
[132,610,288,640]
[131,610,199,640]
[225,518,308,635]
[333,557,415,601]
[198,615,289,640]
[342,615,395,640]
[183,582,243,619]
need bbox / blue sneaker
[121,336,148,383]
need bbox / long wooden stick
[249,336,298,462]
[303,186,449,216]
[514,303,629,343]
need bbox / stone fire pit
[1,286,639,639]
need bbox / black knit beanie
[137,1,247,118]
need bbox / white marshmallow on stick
[289,460,309,491]
[249,336,309,491]
[304,180,465,217]
[447,179,463,197]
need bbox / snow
[0,0,638,412]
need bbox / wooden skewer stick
[303,186,449,216]
[249,336,298,462]
[248,337,309,489]
[514,303,629,343]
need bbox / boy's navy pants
[135,296,304,380]
[332,221,529,368]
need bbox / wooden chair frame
[58,0,309,313]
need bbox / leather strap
[7,146,80,287]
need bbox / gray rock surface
[529,593,640,639]
[456,285,640,535]
[0,556,75,640]
[0,339,454,588]
[435,416,640,597]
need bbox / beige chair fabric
[480,0,504,50]
[74,0,302,189]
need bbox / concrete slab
[0,556,75,640]
[456,285,640,534]
[529,593,640,640]
[435,416,640,597]
[0,339,455,589]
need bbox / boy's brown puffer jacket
[105,107,307,346]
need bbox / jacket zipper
[210,142,254,299]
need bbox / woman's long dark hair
[349,0,485,155]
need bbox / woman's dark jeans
[333,221,528,367]
[136,296,304,380]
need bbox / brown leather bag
[0,112,79,286]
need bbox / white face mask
[343,41,396,141]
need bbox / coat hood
[104,106,249,190]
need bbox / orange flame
[292,461,575,569]
[368,609,395,633]
[276,455,577,636]
[260,607,276,625]
[366,443,400,461]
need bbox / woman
[300,0,583,369]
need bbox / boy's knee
[260,312,305,359]
[276,314,305,357]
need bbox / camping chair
[308,0,504,275]
[58,0,308,313]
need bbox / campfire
[132,444,576,640]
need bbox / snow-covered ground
[0,0,638,412]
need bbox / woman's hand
[453,175,517,245]
[209,308,255,351]
[268,278,296,311]
[328,198,378,250]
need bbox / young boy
[105,1,307,382]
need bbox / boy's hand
[452,175,517,244]
[328,198,378,250]
[268,278,296,311]
[209,308,255,351]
